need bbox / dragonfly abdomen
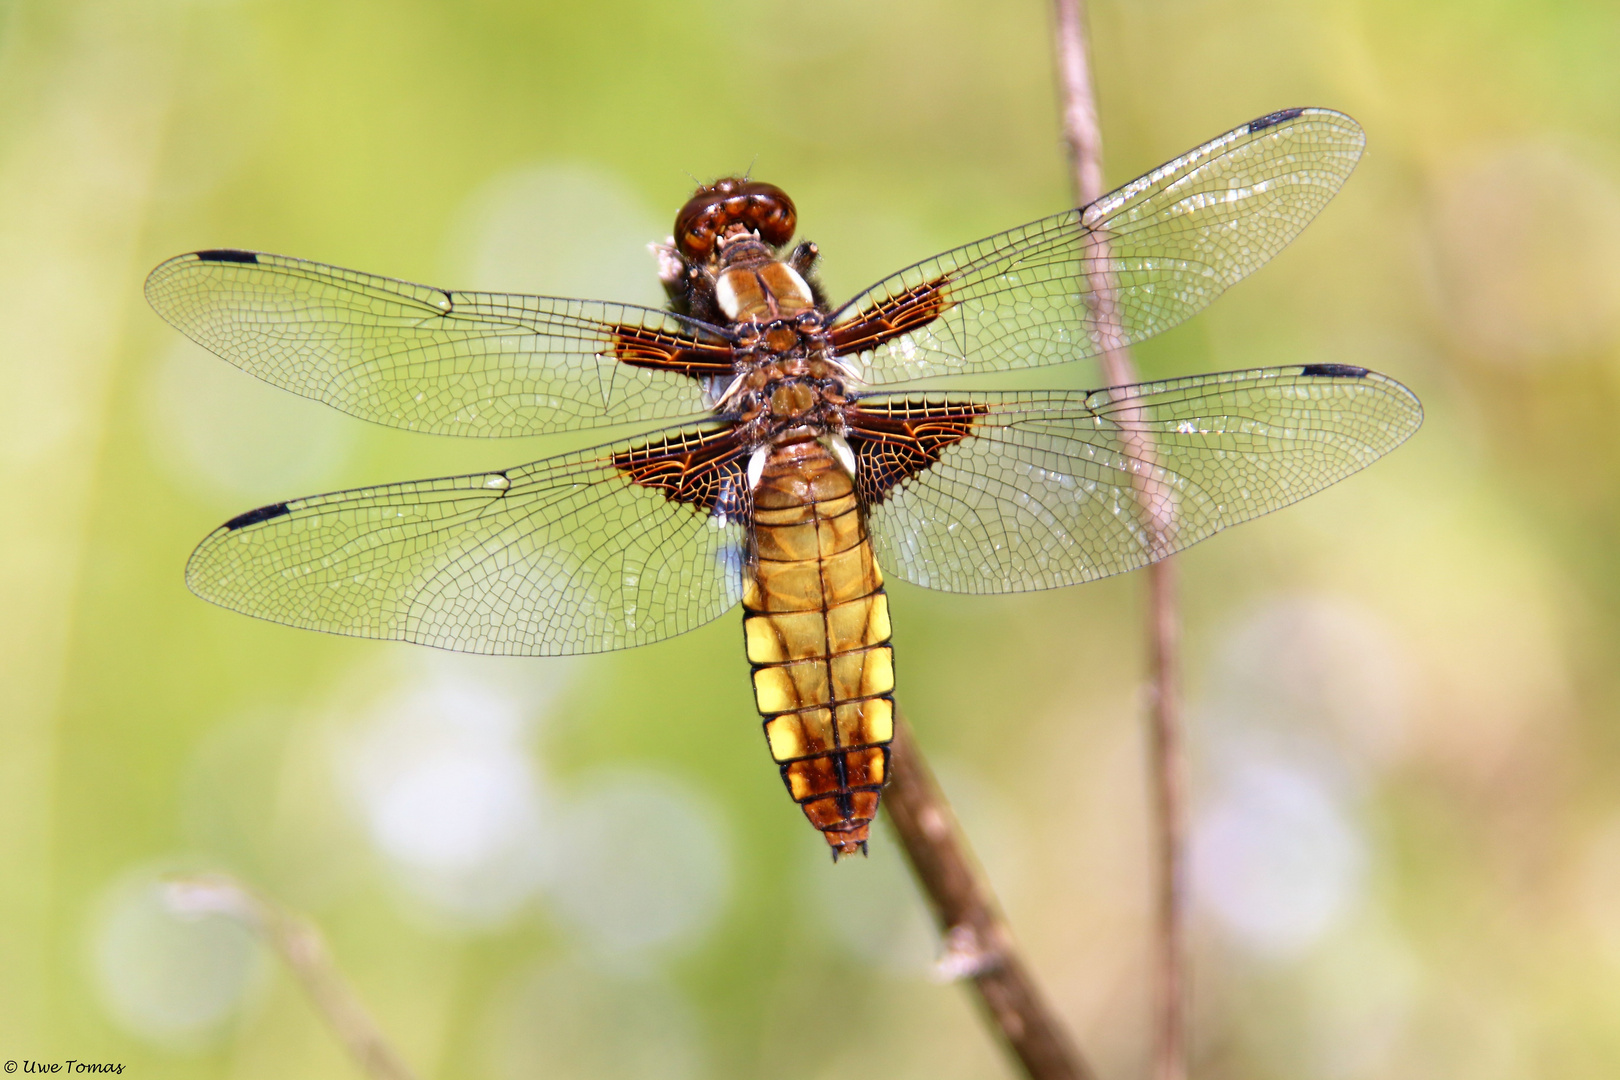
[743,436,894,858]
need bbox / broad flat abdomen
[743,437,894,857]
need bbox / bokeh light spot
[547,767,730,957]
[1192,758,1366,958]
[88,867,268,1049]
[341,668,557,927]
[144,338,357,501]
[1206,594,1412,771]
[441,162,666,307]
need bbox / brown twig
[164,873,419,1080]
[885,710,1099,1080]
[1051,3,1190,1079]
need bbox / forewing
[186,425,751,655]
[830,108,1366,383]
[850,365,1421,593]
[145,250,735,436]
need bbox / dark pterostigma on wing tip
[1247,107,1307,132]
[224,502,290,530]
[1298,363,1370,379]
[194,249,259,264]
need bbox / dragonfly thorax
[715,246,851,436]
[769,379,820,420]
[715,256,816,323]
[726,361,851,437]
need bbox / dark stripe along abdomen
[743,436,894,857]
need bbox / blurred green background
[3,0,1619,1076]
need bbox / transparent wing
[145,250,737,437]
[185,425,751,655]
[851,365,1421,593]
[830,108,1366,384]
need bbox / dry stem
[885,710,1099,1080]
[1051,2,1190,1078]
[164,873,419,1080]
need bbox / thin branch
[1051,3,1190,1080]
[164,873,420,1080]
[885,710,1099,1080]
[1140,558,1187,1080]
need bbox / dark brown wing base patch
[613,426,750,517]
[610,324,737,378]
[829,276,952,357]
[847,400,987,505]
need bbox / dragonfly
[147,107,1421,858]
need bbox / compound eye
[674,203,715,258]
[739,184,796,246]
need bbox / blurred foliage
[3,0,1620,1077]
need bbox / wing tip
[1296,364,1425,440]
[145,249,262,309]
[1242,107,1366,159]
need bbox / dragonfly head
[674,178,796,259]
